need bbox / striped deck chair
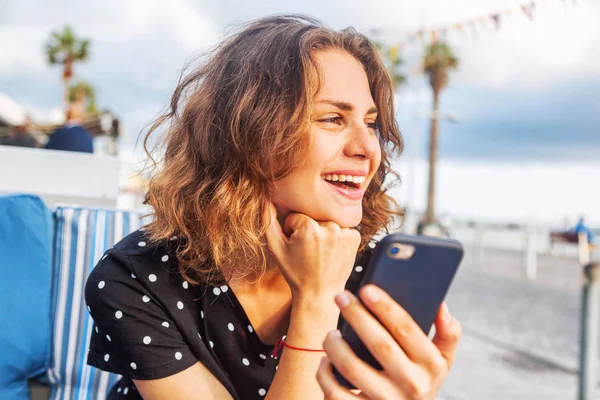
[47,206,151,400]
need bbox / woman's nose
[344,122,379,160]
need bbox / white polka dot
[259,353,267,360]
[368,242,376,248]
[115,310,123,319]
[354,265,363,273]
[201,310,204,319]
[248,325,253,333]
[87,305,91,313]
[228,323,234,331]
[161,255,169,262]
[104,354,110,362]
[102,254,108,261]
[131,273,136,279]
[209,341,214,348]
[282,335,287,341]
[162,321,169,328]
[95,326,99,334]
[177,301,184,310]
[124,388,129,395]
[130,362,137,370]
[143,336,151,345]
[117,387,122,393]
[220,285,229,293]
[182,281,189,289]
[175,351,183,360]
[170,235,178,241]
[242,358,250,366]
[106,335,111,342]
[258,388,266,396]
[138,241,146,247]
[276,365,278,370]
[213,287,221,296]
[142,295,150,303]
[148,274,157,282]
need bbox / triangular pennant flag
[490,13,501,30]
[521,2,535,20]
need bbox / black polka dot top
[85,229,374,399]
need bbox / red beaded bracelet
[272,338,326,359]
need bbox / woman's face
[272,49,382,228]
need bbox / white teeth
[322,174,366,184]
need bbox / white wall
[0,145,120,208]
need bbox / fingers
[316,357,369,400]
[322,330,394,399]
[283,212,318,238]
[432,302,462,370]
[334,290,412,382]
[358,285,441,368]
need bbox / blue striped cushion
[0,194,52,400]
[47,207,151,399]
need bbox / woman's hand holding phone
[265,203,361,304]
[316,285,462,400]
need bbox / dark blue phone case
[334,233,464,388]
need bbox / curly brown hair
[143,14,403,285]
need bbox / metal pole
[524,224,537,280]
[578,262,600,400]
[475,224,485,269]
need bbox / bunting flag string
[371,0,578,49]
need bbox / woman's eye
[320,117,342,124]
[367,122,379,131]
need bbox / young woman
[85,14,461,400]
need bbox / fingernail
[441,302,452,325]
[361,285,380,304]
[328,329,341,338]
[334,292,350,308]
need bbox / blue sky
[1,0,598,164]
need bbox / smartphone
[335,233,464,388]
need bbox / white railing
[401,211,597,279]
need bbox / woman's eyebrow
[316,99,378,115]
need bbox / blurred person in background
[0,115,39,148]
[85,15,461,400]
[45,101,93,153]
[571,216,595,244]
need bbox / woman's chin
[326,211,362,229]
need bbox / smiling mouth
[321,174,365,191]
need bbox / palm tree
[422,39,458,225]
[375,42,406,92]
[69,80,98,115]
[46,26,90,107]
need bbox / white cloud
[0,0,217,78]
[446,1,600,89]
